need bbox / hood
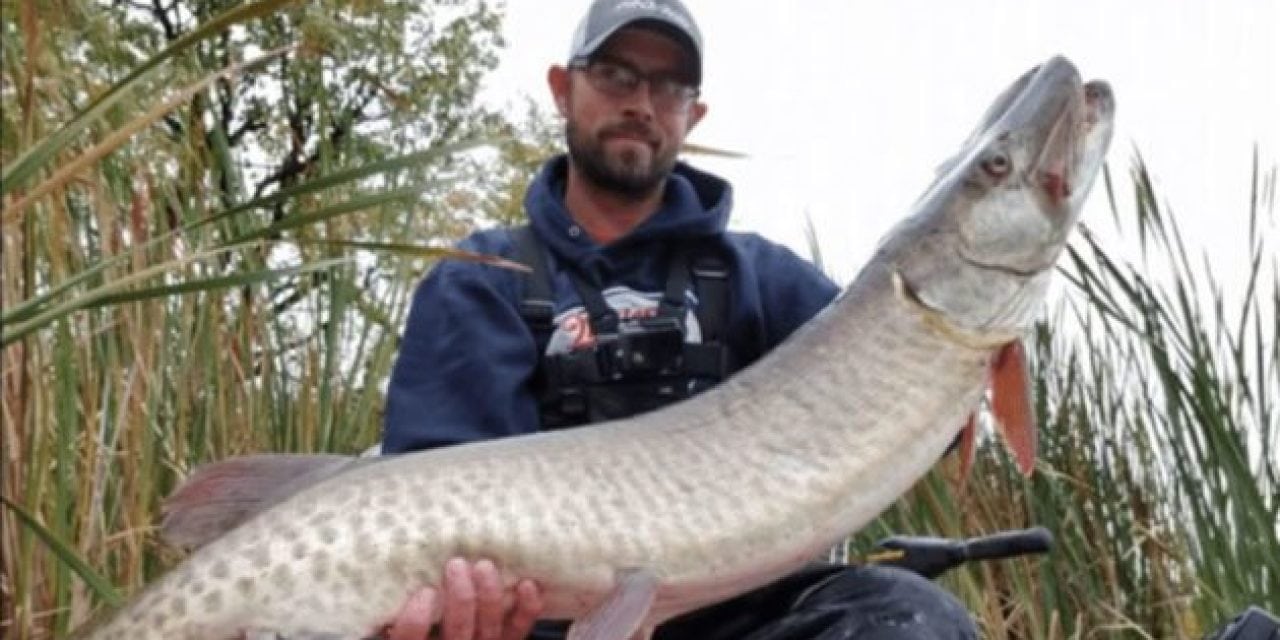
[523,155,733,277]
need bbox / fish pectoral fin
[990,340,1037,476]
[161,453,357,550]
[566,568,659,640]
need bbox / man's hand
[384,557,544,640]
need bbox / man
[381,1,978,638]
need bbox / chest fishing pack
[512,225,734,428]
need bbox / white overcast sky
[478,1,1280,287]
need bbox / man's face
[550,27,707,198]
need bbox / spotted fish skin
[74,56,1114,640]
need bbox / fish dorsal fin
[990,341,1037,476]
[161,453,356,550]
[566,568,658,640]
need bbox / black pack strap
[512,225,596,426]
[566,267,618,335]
[659,244,691,320]
[512,226,555,346]
[690,247,730,345]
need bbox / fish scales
[74,56,1115,639]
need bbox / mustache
[600,122,659,143]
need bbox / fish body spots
[352,536,380,567]
[390,526,410,548]
[300,593,327,614]
[439,498,460,517]
[310,550,332,582]
[319,526,339,545]
[246,542,272,566]
[350,511,368,530]
[311,560,331,582]
[236,577,256,596]
[271,564,294,591]
[376,510,396,528]
[487,492,512,512]
[170,595,188,617]
[210,560,230,579]
[336,560,367,591]
[203,589,223,612]
[292,541,309,560]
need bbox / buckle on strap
[691,256,729,279]
[520,299,555,325]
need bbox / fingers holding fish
[505,579,545,640]
[385,587,438,640]
[471,558,506,640]
[381,557,544,640]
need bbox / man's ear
[686,101,708,133]
[547,65,571,117]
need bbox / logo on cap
[612,0,694,32]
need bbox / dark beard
[566,121,677,199]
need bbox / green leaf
[0,495,123,607]
[2,256,350,345]
[311,239,530,272]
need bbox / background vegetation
[2,2,1276,638]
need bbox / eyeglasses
[570,56,700,112]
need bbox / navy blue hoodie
[382,156,839,453]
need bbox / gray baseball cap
[567,0,703,85]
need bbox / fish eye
[981,152,1011,177]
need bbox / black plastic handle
[964,526,1053,561]
[874,526,1054,579]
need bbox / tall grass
[1,2,514,637]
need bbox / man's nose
[617,80,658,121]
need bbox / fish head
[882,56,1115,341]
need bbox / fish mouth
[999,56,1087,208]
[1018,66,1116,214]
[1070,80,1116,210]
